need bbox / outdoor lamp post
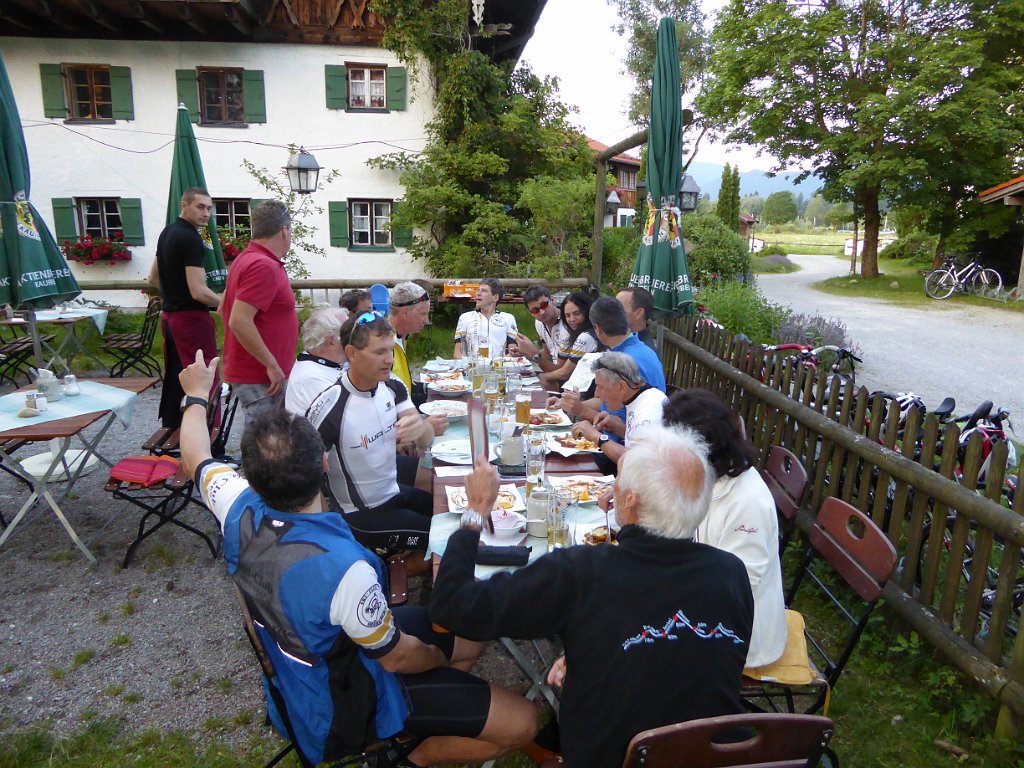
[284,147,322,195]
[605,189,621,221]
[679,174,700,213]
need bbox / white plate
[527,409,572,428]
[432,439,474,465]
[428,380,473,395]
[422,360,452,373]
[547,433,602,456]
[445,483,527,514]
[419,400,468,421]
[549,475,614,503]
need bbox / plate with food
[527,409,571,428]
[578,524,618,546]
[419,400,469,421]
[446,483,526,514]
[548,433,601,456]
[428,379,473,395]
[421,370,464,383]
[549,475,614,503]
[432,439,473,465]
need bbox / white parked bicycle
[924,256,1002,300]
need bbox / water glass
[486,398,504,441]
[506,371,522,394]
[525,443,545,496]
[548,488,572,551]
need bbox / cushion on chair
[110,455,181,487]
[743,609,819,686]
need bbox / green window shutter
[325,65,348,109]
[385,67,406,111]
[51,198,77,243]
[39,64,66,119]
[392,201,412,247]
[119,198,145,245]
[243,69,266,124]
[109,66,134,120]
[175,70,199,123]
[328,201,349,247]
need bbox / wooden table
[0,376,158,563]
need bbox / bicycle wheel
[971,268,1003,298]
[925,269,956,300]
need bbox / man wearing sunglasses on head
[513,285,566,375]
[306,312,436,565]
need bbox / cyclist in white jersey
[307,313,435,553]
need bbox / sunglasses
[527,299,551,315]
[347,310,386,346]
[393,292,429,308]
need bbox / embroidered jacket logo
[622,609,746,651]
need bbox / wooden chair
[107,296,162,377]
[231,583,418,768]
[762,446,809,557]
[623,712,835,768]
[0,325,55,386]
[743,498,896,716]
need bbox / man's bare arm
[185,265,222,309]
[179,350,218,477]
[377,631,448,673]
[228,299,286,395]
[147,259,161,290]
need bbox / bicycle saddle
[933,397,956,420]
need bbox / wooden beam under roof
[34,0,78,31]
[78,0,122,32]
[129,0,165,32]
[179,2,208,34]
[222,3,252,34]
[0,8,33,30]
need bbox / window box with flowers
[63,232,132,265]
[218,229,250,263]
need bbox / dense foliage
[696,279,788,344]
[761,191,798,225]
[715,163,740,231]
[699,0,1024,278]
[683,212,751,283]
[369,2,594,279]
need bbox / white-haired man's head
[614,425,715,539]
[300,304,350,362]
[389,281,431,337]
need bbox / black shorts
[344,484,433,553]
[393,607,491,739]
[396,454,420,487]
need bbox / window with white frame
[350,200,392,247]
[621,170,637,191]
[77,198,124,238]
[348,66,386,109]
[214,199,251,237]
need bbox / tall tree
[699,0,1024,278]
[715,163,733,226]
[609,0,709,126]
[804,194,831,228]
[730,164,741,232]
[762,191,798,225]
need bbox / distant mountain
[685,161,819,201]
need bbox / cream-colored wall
[1,36,432,303]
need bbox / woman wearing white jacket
[663,389,787,668]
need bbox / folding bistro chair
[231,583,418,768]
[106,388,235,567]
[0,324,55,386]
[743,497,897,716]
[107,296,162,377]
[762,446,809,558]
[623,713,835,768]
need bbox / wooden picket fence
[660,318,1024,732]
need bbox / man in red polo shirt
[222,200,298,415]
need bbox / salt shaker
[63,374,81,396]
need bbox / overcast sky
[521,0,777,171]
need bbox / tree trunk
[849,199,859,275]
[932,213,953,269]
[860,186,881,278]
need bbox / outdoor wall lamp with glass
[605,189,621,217]
[679,174,700,213]
[284,147,322,195]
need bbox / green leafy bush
[759,243,789,257]
[751,254,798,273]
[685,213,752,284]
[601,227,642,291]
[696,280,789,344]
[881,231,937,263]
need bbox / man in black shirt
[149,187,222,429]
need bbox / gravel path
[757,254,1024,422]
[0,383,539,752]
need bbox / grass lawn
[759,230,847,257]
[814,257,1024,313]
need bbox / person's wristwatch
[180,395,209,413]
[459,509,484,531]
[531,351,542,363]
[598,434,610,449]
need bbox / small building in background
[588,138,641,227]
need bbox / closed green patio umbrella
[167,104,227,292]
[628,17,694,315]
[0,51,81,311]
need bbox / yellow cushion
[743,609,820,686]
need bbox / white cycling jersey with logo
[306,371,415,512]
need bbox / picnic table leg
[499,637,560,713]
